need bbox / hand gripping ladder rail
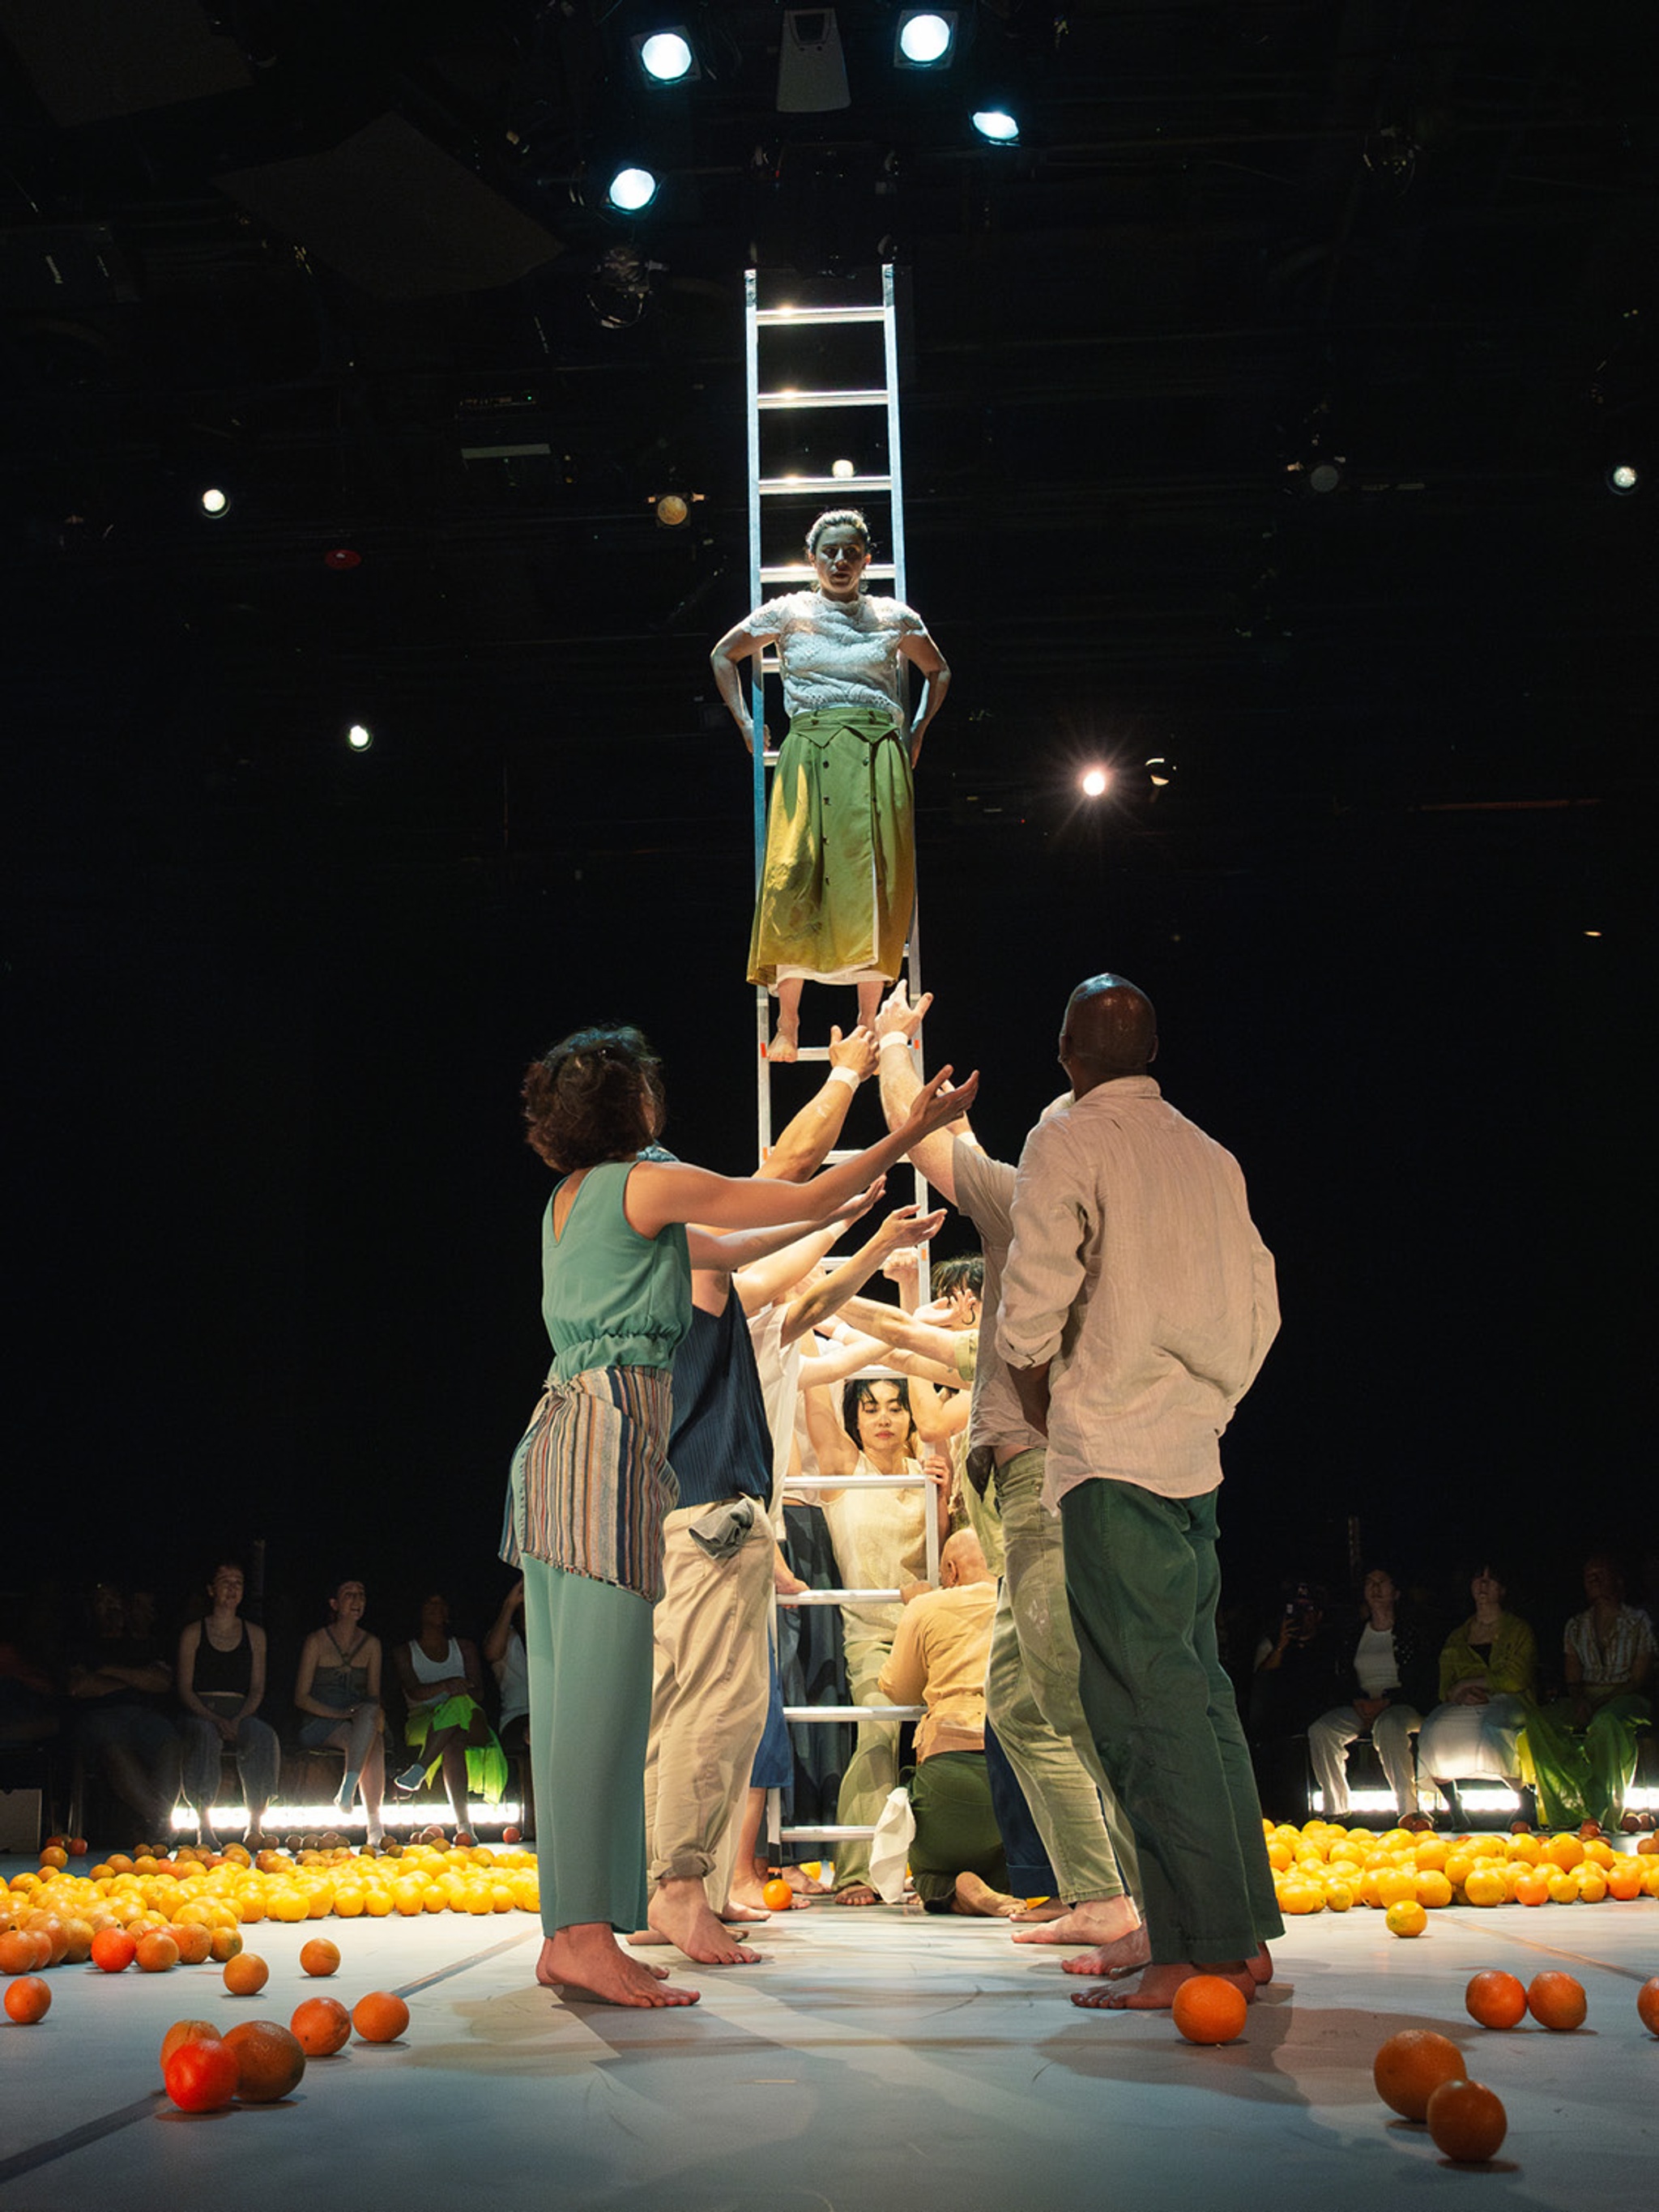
[743,265,939,1874]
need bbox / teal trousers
[522,1557,655,1936]
[1062,1480,1282,1967]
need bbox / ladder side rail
[746,269,774,1157]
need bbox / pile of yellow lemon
[5,1838,539,1954]
[1265,1818,1659,1934]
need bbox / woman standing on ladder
[711,509,950,1061]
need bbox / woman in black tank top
[177,1561,281,1848]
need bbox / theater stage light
[634,29,697,85]
[1080,766,1109,798]
[607,165,659,212]
[971,108,1019,144]
[896,12,957,68]
[347,723,373,752]
[200,487,229,516]
[1608,462,1640,494]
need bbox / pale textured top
[996,1077,1280,1507]
[737,590,925,723]
[818,1455,928,1635]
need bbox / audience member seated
[1415,1562,1536,1826]
[1307,1566,1432,1826]
[64,1581,180,1845]
[877,1531,1008,1912]
[293,1577,386,1844]
[177,1561,280,1849]
[484,1579,530,1754]
[393,1592,509,1840]
[1248,1578,1342,1818]
[1523,1551,1655,1833]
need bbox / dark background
[3,1,1654,1657]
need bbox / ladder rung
[756,306,888,326]
[759,389,889,410]
[779,1588,904,1606]
[822,1148,859,1163]
[783,1707,925,1723]
[772,1044,831,1062]
[760,563,896,583]
[779,1826,876,1843]
[787,1473,931,1490]
[759,475,893,496]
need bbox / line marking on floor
[395,1928,536,1998]
[0,2096,158,2189]
[1451,1910,1653,1983]
[0,1929,539,2187]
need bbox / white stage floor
[2,1862,1655,2210]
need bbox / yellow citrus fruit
[1385,1899,1428,1938]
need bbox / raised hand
[828,1023,878,1080]
[876,982,932,1040]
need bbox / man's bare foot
[1016,1895,1145,1958]
[1071,1958,1256,2012]
[1009,1899,1068,1924]
[646,1880,762,1965]
[1057,1925,1154,1978]
[536,1927,699,2009]
[835,1882,880,1907]
[952,1871,1025,1918]
[783,1864,830,1895]
[725,1873,777,1913]
[768,1026,799,1063]
[718,1899,771,1924]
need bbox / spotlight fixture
[606,164,659,213]
[346,723,373,752]
[650,491,704,528]
[199,487,229,517]
[971,108,1020,144]
[831,458,856,479]
[1145,756,1177,788]
[1080,766,1110,798]
[778,9,850,114]
[1607,462,1640,495]
[633,28,698,85]
[895,11,957,68]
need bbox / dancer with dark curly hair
[505,1021,974,2008]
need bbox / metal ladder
[744,262,928,1153]
[743,265,940,1877]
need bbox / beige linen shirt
[877,1581,997,1759]
[996,1076,1278,1510]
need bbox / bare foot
[718,1899,772,1924]
[768,1026,799,1063]
[783,1864,830,1895]
[1008,1899,1068,1924]
[646,1879,763,1964]
[1071,1959,1256,2012]
[835,1882,880,1907]
[725,1873,775,1913]
[953,1871,1026,1919]
[1057,1926,1154,1977]
[1247,1943,1273,1986]
[536,1927,699,2009]
[1015,1895,1145,1954]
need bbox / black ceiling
[3,0,1654,860]
[4,1,1656,1583]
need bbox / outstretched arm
[625,1066,978,1238]
[762,1026,878,1182]
[835,1290,966,1370]
[779,1204,945,1346]
[874,985,974,1204]
[689,1180,880,1274]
